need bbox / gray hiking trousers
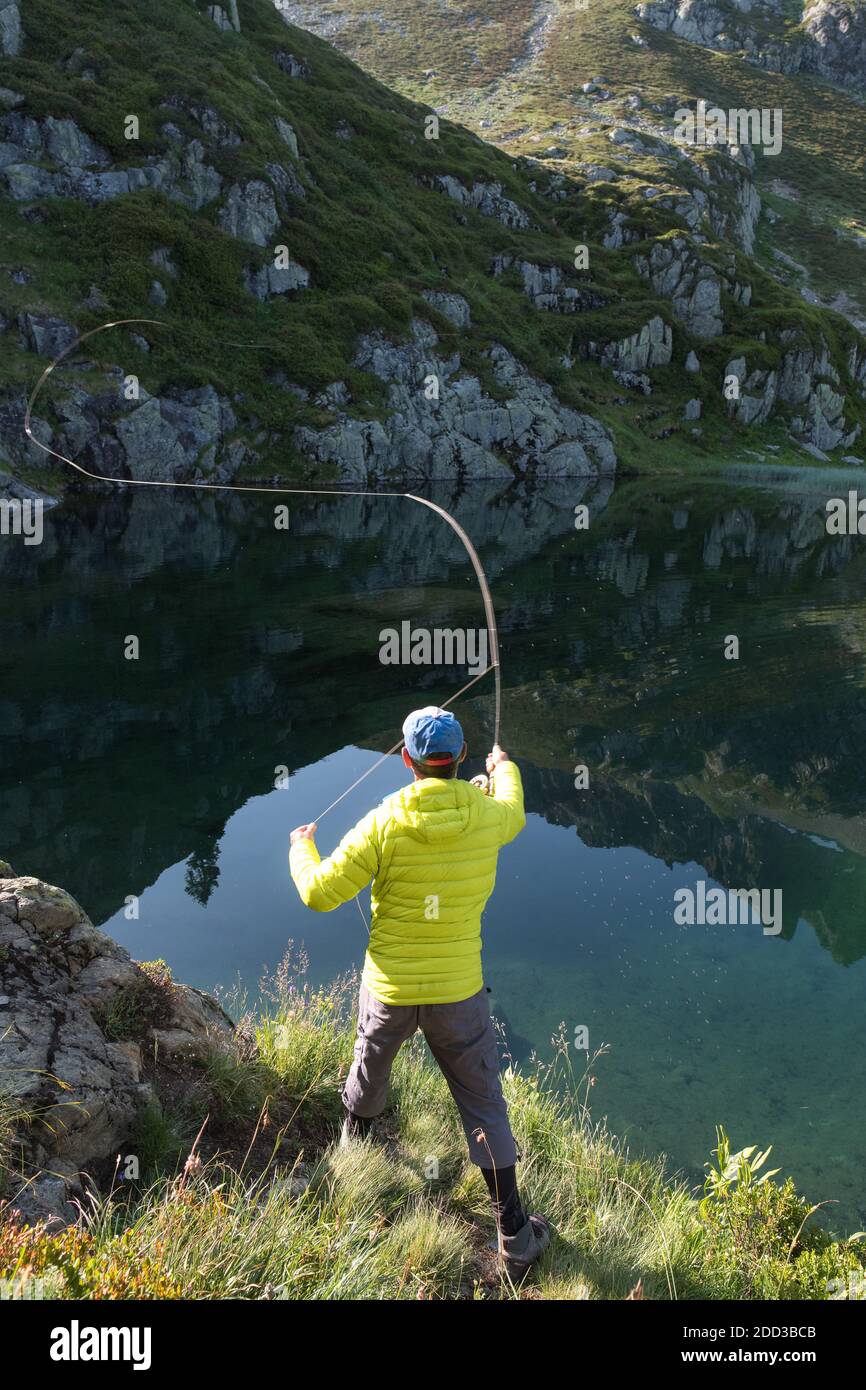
[342,982,517,1169]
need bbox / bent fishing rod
[24,317,503,822]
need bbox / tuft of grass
[1,966,863,1300]
[97,958,175,1041]
[377,1202,470,1297]
[127,1100,190,1180]
[0,1083,27,1201]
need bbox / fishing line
[312,662,495,822]
[24,317,504,827]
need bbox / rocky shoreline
[0,861,234,1229]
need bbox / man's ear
[457,741,468,765]
[401,747,413,769]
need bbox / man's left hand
[290,822,317,845]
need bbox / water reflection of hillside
[2,475,865,961]
[521,765,865,967]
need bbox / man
[289,706,550,1275]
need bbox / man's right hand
[486,744,509,773]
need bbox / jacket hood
[387,777,483,841]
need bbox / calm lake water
[3,471,866,1230]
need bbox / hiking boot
[499,1214,551,1277]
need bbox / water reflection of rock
[0,480,607,921]
[2,476,866,964]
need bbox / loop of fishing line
[24,318,504,837]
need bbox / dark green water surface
[2,472,865,1229]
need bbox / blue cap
[402,706,464,764]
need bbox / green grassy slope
[282,0,866,330]
[3,961,864,1297]
[0,0,863,484]
[3,3,577,433]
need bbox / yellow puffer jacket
[289,761,525,1005]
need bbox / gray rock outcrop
[586,315,674,371]
[0,113,222,210]
[294,318,617,483]
[112,385,247,483]
[635,0,866,88]
[275,116,300,158]
[636,0,764,54]
[219,179,280,246]
[0,469,57,506]
[18,312,79,358]
[633,238,724,339]
[801,2,866,87]
[24,378,256,485]
[491,257,608,313]
[208,2,241,33]
[725,334,862,449]
[434,175,530,229]
[0,865,233,1228]
[0,1,21,57]
[275,51,310,78]
[244,258,310,299]
[420,291,472,328]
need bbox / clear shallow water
[2,473,866,1230]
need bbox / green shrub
[98,959,175,1041]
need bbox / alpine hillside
[0,0,865,502]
